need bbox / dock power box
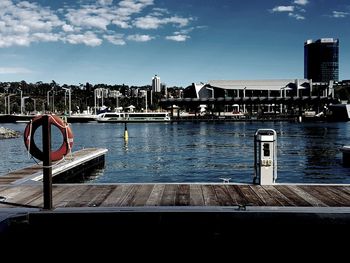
[253,129,277,185]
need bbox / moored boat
[95,112,171,123]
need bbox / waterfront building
[304,38,339,83]
[152,75,161,93]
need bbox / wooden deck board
[202,185,219,206]
[0,148,107,185]
[1,184,350,209]
[189,185,204,206]
[213,185,235,206]
[145,184,165,206]
[175,185,190,206]
[287,185,327,207]
[274,185,312,206]
[160,184,177,206]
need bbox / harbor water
[1,121,350,184]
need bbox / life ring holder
[24,114,74,162]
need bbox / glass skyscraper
[304,38,339,82]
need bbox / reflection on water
[1,121,350,184]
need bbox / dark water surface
[1,121,350,184]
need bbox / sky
[0,0,349,87]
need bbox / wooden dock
[2,149,350,243]
[1,183,350,208]
[0,148,107,185]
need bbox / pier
[1,147,350,244]
[0,148,107,185]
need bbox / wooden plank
[175,185,190,206]
[14,187,43,206]
[3,185,42,204]
[131,184,154,206]
[100,185,132,207]
[237,185,265,206]
[64,185,95,207]
[87,185,116,207]
[160,184,177,206]
[249,185,283,206]
[212,185,235,206]
[53,185,88,207]
[226,185,249,206]
[201,185,219,206]
[287,185,327,207]
[337,186,350,196]
[5,148,107,185]
[261,185,296,206]
[274,185,312,206]
[145,184,165,206]
[119,185,141,206]
[299,185,343,207]
[72,185,113,207]
[322,186,350,206]
[27,185,68,207]
[189,184,204,206]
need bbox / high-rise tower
[304,38,339,82]
[152,75,161,93]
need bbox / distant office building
[152,75,161,92]
[304,38,339,82]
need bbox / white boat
[95,112,171,123]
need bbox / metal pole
[4,96,7,114]
[42,115,52,210]
[64,91,67,115]
[94,89,97,115]
[20,90,23,114]
[7,96,11,114]
[68,89,71,116]
[145,91,148,113]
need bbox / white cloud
[271,3,308,20]
[165,34,189,42]
[288,13,305,20]
[0,67,32,74]
[0,0,195,47]
[65,32,102,46]
[331,11,350,18]
[294,0,309,5]
[134,15,191,29]
[62,24,75,32]
[103,34,126,45]
[127,34,154,42]
[32,32,60,42]
[272,6,295,12]
[98,0,114,5]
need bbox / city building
[152,75,161,93]
[304,38,339,83]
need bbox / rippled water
[1,121,350,184]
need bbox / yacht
[95,112,171,123]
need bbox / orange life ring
[24,114,74,161]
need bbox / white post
[94,89,97,115]
[52,90,55,113]
[22,97,29,114]
[47,90,50,106]
[33,99,36,114]
[4,96,7,114]
[68,89,71,116]
[64,91,67,114]
[145,91,148,113]
[243,88,246,113]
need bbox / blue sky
[0,0,349,87]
